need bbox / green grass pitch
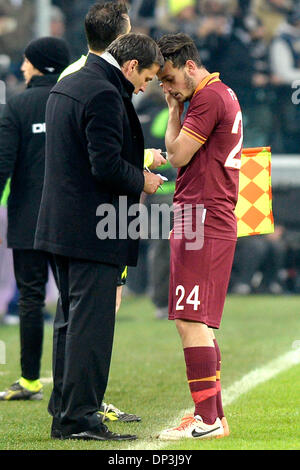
[0,294,299,451]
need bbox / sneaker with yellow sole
[98,402,141,422]
[0,379,43,401]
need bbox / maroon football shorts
[168,234,236,329]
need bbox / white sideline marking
[40,377,53,384]
[39,348,300,449]
[222,348,300,407]
[128,347,300,450]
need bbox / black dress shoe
[61,423,137,441]
[51,418,63,439]
[51,428,63,439]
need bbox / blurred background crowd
[1,0,300,151]
[1,0,300,322]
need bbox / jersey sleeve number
[175,285,201,311]
[224,110,243,170]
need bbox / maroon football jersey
[173,73,243,240]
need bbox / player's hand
[148,149,167,170]
[159,82,184,117]
[165,92,184,118]
[143,171,165,194]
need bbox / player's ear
[185,60,197,74]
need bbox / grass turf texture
[0,294,299,450]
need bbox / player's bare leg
[115,285,123,314]
[175,319,214,348]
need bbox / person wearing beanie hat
[24,36,70,77]
[0,37,70,403]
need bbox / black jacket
[35,54,145,266]
[0,74,59,249]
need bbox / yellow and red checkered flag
[235,146,274,237]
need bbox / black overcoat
[0,74,59,248]
[35,54,145,266]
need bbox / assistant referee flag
[235,146,274,237]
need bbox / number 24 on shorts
[176,285,201,311]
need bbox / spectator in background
[218,13,274,147]
[195,0,236,70]
[252,0,293,43]
[155,0,198,36]
[129,0,160,36]
[0,1,34,65]
[237,0,252,16]
[155,0,235,71]
[0,0,35,97]
[269,6,300,152]
[231,226,287,295]
[49,5,66,38]
[54,0,94,60]
[198,0,237,18]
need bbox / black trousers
[48,255,118,435]
[12,249,57,381]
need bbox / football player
[157,33,243,440]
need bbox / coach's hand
[143,171,164,194]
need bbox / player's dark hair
[107,33,164,72]
[157,33,202,68]
[85,1,129,52]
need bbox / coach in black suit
[34,32,164,441]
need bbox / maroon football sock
[184,346,218,425]
[214,338,225,419]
